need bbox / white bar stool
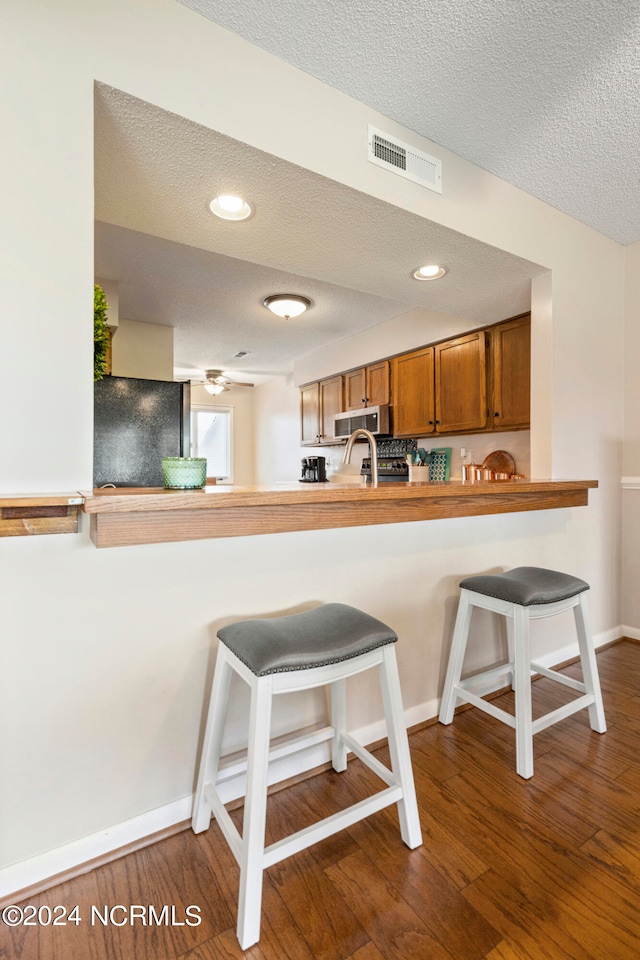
[439,566,606,779]
[192,602,422,950]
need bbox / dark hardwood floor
[4,640,640,960]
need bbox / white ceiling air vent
[368,125,442,194]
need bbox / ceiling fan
[195,369,255,394]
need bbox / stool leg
[574,594,607,734]
[513,605,534,779]
[439,589,473,725]
[237,675,273,951]
[192,644,234,834]
[330,678,348,772]
[379,645,422,849]
[505,613,516,691]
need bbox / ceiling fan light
[204,382,225,395]
[263,294,311,319]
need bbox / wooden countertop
[0,492,84,538]
[80,479,598,548]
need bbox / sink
[328,465,365,484]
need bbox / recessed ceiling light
[263,294,311,319]
[209,194,253,221]
[412,264,448,281]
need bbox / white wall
[622,241,640,632]
[295,305,472,386]
[0,0,625,894]
[111,317,174,380]
[253,375,302,484]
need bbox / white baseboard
[0,796,193,900]
[533,624,622,669]
[621,624,640,641]
[0,630,621,900]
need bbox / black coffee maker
[300,456,326,482]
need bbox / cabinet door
[490,316,530,429]
[366,360,390,406]
[300,382,320,445]
[344,369,366,410]
[391,348,435,437]
[319,375,344,441]
[435,331,487,433]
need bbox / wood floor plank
[324,849,455,960]
[463,868,596,960]
[266,772,362,870]
[343,943,385,960]
[300,751,501,960]
[482,943,558,960]
[445,771,640,956]
[427,723,600,847]
[531,750,640,836]
[5,831,226,960]
[579,828,640,894]
[176,877,316,959]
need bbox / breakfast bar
[81,478,598,548]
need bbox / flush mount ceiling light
[263,294,311,319]
[412,264,448,281]
[209,193,253,221]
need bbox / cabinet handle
[428,420,434,425]
[435,419,440,425]
[494,412,500,417]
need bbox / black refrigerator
[94,376,190,488]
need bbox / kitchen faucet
[343,429,378,484]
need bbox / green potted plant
[94,283,111,381]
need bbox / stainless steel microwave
[333,405,391,439]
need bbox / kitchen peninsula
[81,478,597,548]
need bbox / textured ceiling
[178,0,640,245]
[95,85,543,379]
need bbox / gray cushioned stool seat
[460,566,589,607]
[217,602,397,676]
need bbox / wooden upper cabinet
[489,315,531,430]
[301,314,530,444]
[365,360,390,406]
[300,381,321,444]
[344,368,367,410]
[344,361,390,409]
[319,375,344,442]
[301,375,344,445]
[434,331,487,433]
[391,347,435,437]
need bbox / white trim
[621,625,640,641]
[0,796,192,899]
[0,629,620,901]
[621,477,640,489]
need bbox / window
[191,405,233,483]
